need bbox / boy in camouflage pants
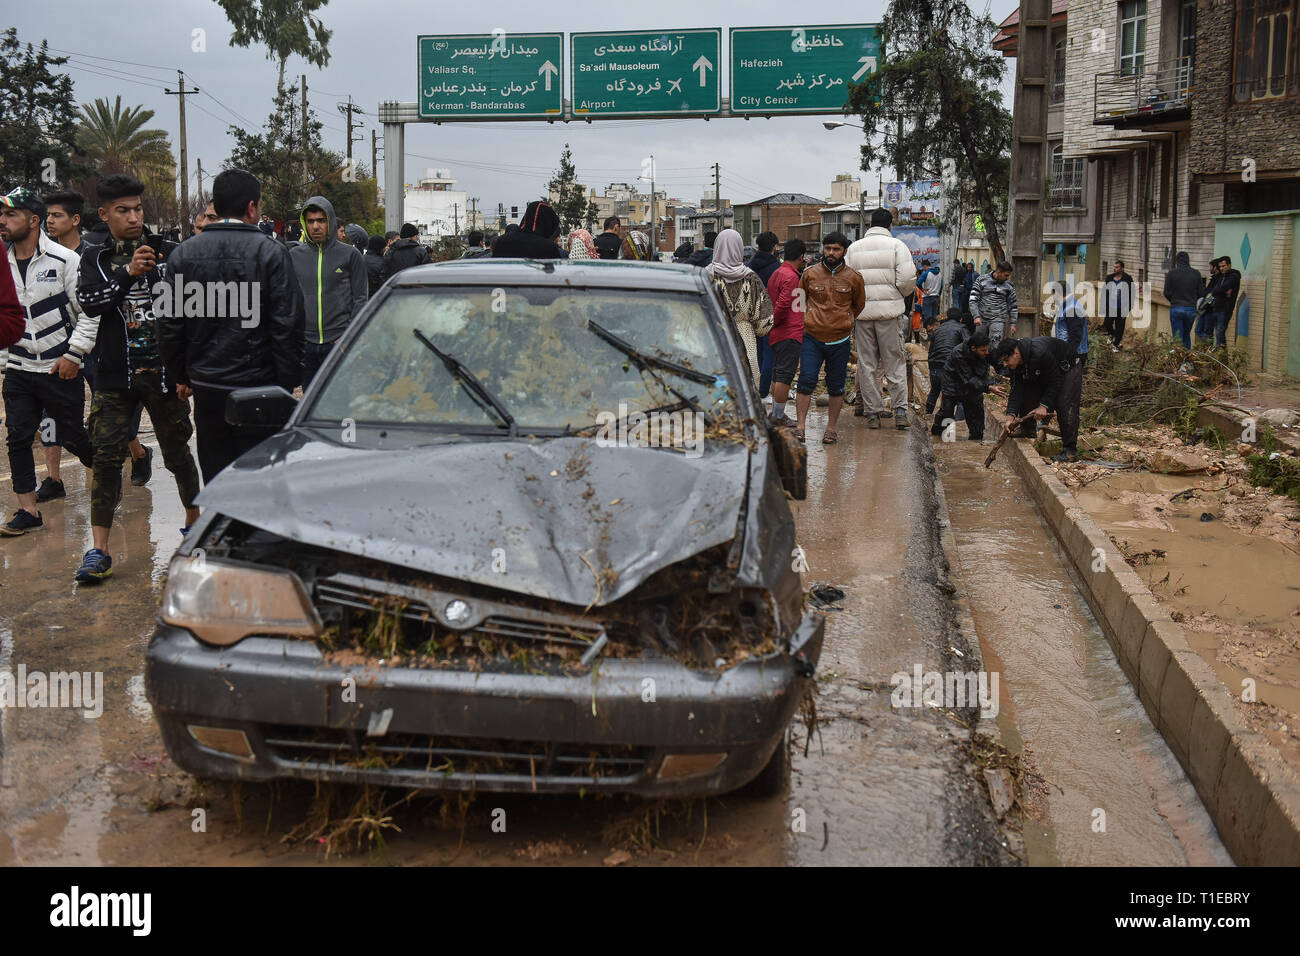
[75,174,200,584]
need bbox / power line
[47,46,174,75]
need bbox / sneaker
[35,477,65,502]
[1052,449,1080,462]
[867,413,882,429]
[74,548,113,584]
[0,509,43,536]
[895,408,909,429]
[130,446,153,486]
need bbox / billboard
[894,226,941,266]
[883,180,942,226]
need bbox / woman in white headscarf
[706,228,773,389]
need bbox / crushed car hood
[199,432,750,607]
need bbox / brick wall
[1189,0,1300,178]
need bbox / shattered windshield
[307,285,736,432]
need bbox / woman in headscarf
[619,230,652,261]
[567,228,598,260]
[706,229,773,390]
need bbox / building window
[1052,38,1066,103]
[1119,0,1148,76]
[1234,0,1298,101]
[1049,144,1086,209]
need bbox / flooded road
[936,442,1231,865]
[0,408,1228,865]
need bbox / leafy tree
[216,0,333,96]
[585,198,600,232]
[0,28,90,189]
[78,97,173,176]
[547,144,587,232]
[847,0,1012,262]
[226,82,378,226]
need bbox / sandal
[795,429,806,443]
[822,429,838,445]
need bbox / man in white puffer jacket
[845,208,917,429]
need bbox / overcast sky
[13,0,1017,213]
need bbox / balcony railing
[1093,57,1194,125]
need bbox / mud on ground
[1043,422,1300,773]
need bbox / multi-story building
[402,168,470,239]
[997,0,1299,373]
[733,193,826,244]
[829,173,864,206]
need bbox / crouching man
[989,335,1075,440]
[932,328,992,441]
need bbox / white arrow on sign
[539,60,558,91]
[693,55,713,87]
[852,56,877,82]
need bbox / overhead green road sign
[730,24,881,115]
[571,29,720,116]
[418,33,563,118]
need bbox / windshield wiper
[412,328,518,436]
[572,399,702,438]
[584,319,716,425]
[585,319,718,385]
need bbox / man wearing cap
[0,187,96,536]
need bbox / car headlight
[161,553,322,647]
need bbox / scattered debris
[808,582,846,609]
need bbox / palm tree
[77,96,174,176]
[77,96,178,227]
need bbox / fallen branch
[984,412,1039,469]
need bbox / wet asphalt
[0,404,1227,865]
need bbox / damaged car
[145,259,822,796]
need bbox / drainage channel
[935,441,1232,866]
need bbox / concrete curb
[993,424,1300,865]
[1197,404,1300,456]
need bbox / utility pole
[372,129,378,182]
[858,189,865,240]
[301,76,309,192]
[649,154,656,253]
[469,197,478,232]
[196,158,204,205]
[1007,0,1052,336]
[164,71,198,236]
[452,203,459,237]
[340,95,365,172]
[713,162,720,232]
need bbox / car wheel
[746,728,791,798]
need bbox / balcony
[1093,57,1193,127]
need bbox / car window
[306,285,734,431]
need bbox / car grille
[262,724,651,785]
[313,574,605,664]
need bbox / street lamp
[823,120,865,131]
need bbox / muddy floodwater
[937,443,1231,865]
[0,409,1233,865]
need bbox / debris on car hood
[199,432,751,608]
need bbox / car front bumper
[145,612,823,796]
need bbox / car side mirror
[769,424,807,500]
[225,385,298,428]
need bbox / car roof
[390,258,711,292]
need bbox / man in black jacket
[594,217,622,260]
[382,223,430,279]
[492,201,568,259]
[924,307,968,415]
[158,168,305,483]
[1200,256,1241,348]
[990,335,1076,439]
[932,328,991,440]
[749,231,782,399]
[1162,251,1203,349]
[364,234,387,294]
[686,231,717,268]
[75,174,202,584]
[1100,260,1134,351]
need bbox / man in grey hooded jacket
[289,195,369,385]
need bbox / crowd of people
[0,172,1254,583]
